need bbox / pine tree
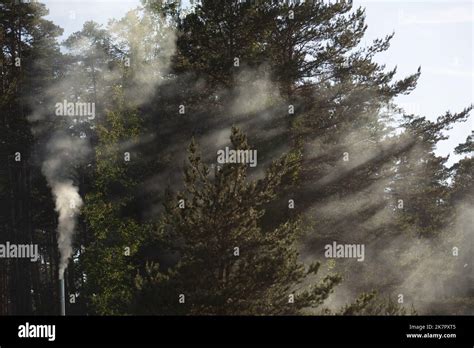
[443,133,474,311]
[450,133,473,205]
[81,88,153,315]
[138,0,472,314]
[0,0,63,314]
[135,127,342,315]
[390,141,452,238]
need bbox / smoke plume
[41,132,90,279]
[51,182,83,279]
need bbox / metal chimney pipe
[59,278,66,316]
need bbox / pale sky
[357,0,473,165]
[41,0,473,165]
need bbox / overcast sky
[41,0,473,165]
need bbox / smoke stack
[59,277,66,316]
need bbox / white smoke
[41,133,90,280]
[108,8,177,105]
[29,4,177,280]
[51,181,83,279]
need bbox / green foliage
[2,0,472,316]
[134,127,342,315]
[451,133,473,204]
[335,291,416,315]
[81,89,152,315]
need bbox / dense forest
[0,0,472,315]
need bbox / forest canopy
[0,0,472,316]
